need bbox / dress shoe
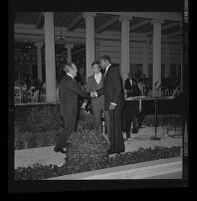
[54,147,66,154]
[132,129,138,134]
[107,150,115,155]
[124,137,129,141]
[65,142,71,148]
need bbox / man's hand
[90,91,98,98]
[109,103,116,110]
[81,102,87,110]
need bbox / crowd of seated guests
[124,71,152,98]
[14,76,46,103]
[15,70,181,105]
[124,71,181,98]
[161,74,181,97]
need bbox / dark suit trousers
[122,112,145,138]
[56,104,78,149]
[109,104,125,153]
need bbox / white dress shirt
[66,73,74,79]
[104,64,111,77]
[129,79,133,87]
[94,72,102,84]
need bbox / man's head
[128,72,133,80]
[100,55,111,69]
[63,62,78,77]
[91,61,101,75]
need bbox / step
[45,157,182,180]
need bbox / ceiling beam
[96,12,182,22]
[67,13,83,31]
[130,20,150,32]
[35,13,44,29]
[96,16,119,33]
[15,24,181,44]
[162,22,179,31]
[146,22,178,36]
[167,31,182,38]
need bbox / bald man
[54,62,90,154]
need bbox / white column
[143,43,149,77]
[65,44,74,63]
[152,19,163,96]
[44,12,57,102]
[119,16,131,84]
[83,12,96,80]
[35,42,43,81]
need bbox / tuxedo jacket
[97,64,124,111]
[59,74,90,116]
[124,78,141,97]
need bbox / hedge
[15,104,183,134]
[15,145,181,180]
[14,104,183,150]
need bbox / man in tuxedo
[54,63,90,154]
[92,55,125,154]
[123,73,145,139]
[124,72,141,98]
[82,61,110,139]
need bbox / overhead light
[24,43,32,49]
[57,24,67,41]
[22,42,32,57]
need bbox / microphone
[154,81,159,86]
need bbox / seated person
[122,73,145,139]
[124,72,141,98]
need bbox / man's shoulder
[87,75,94,81]
[110,64,120,74]
[60,75,72,85]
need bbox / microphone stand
[150,84,161,140]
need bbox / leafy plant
[15,105,62,133]
[15,145,181,180]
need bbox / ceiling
[14,12,182,53]
[15,12,181,33]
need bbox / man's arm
[124,79,129,90]
[96,87,104,97]
[110,67,122,105]
[68,79,90,99]
[86,77,92,92]
[81,77,91,108]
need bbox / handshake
[90,91,98,98]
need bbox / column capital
[151,19,164,25]
[43,12,55,15]
[65,44,74,50]
[35,42,43,49]
[83,12,96,19]
[119,15,133,22]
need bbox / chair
[32,90,39,102]
[164,88,169,96]
[162,94,184,138]
[29,86,36,102]
[172,85,181,97]
[164,117,183,138]
[14,86,22,103]
[147,89,152,97]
